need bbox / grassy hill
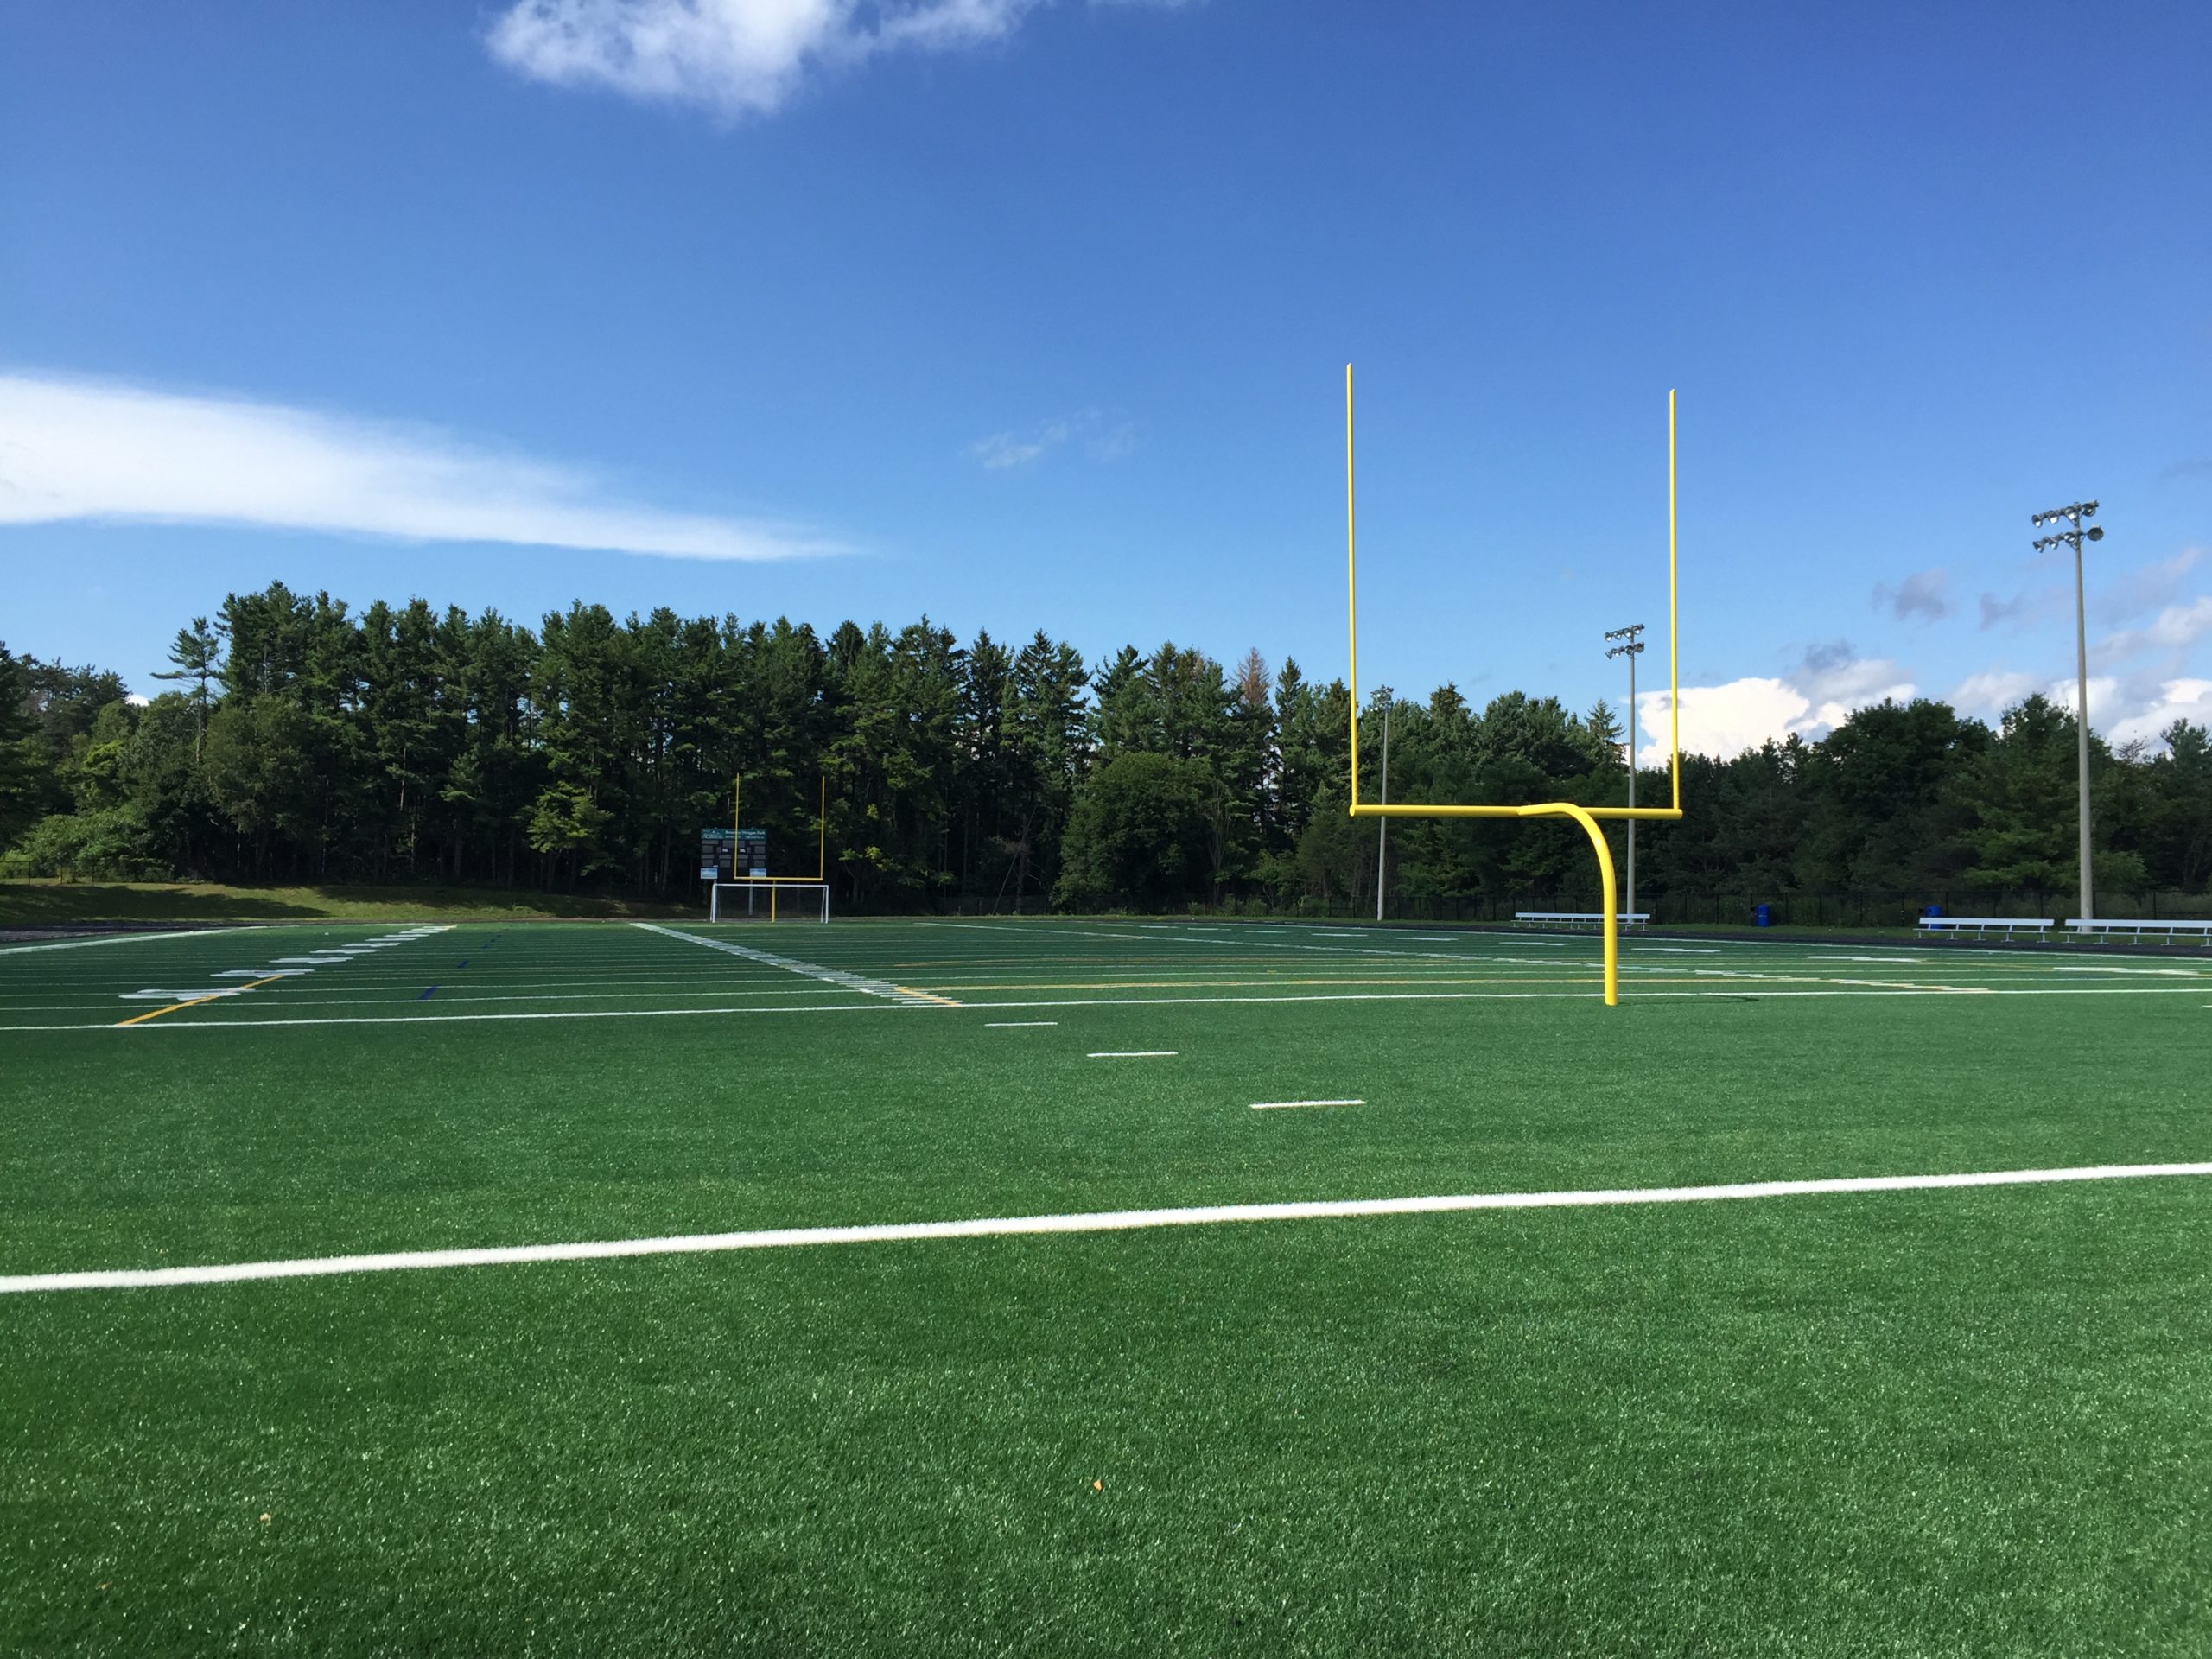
[0,879,696,925]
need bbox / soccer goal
[709,881,830,923]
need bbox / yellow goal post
[1343,365,1683,1006]
[709,772,830,922]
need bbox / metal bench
[1915,917,2054,939]
[1513,912,1651,931]
[2064,918,2212,944]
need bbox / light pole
[1373,687,1392,921]
[2031,501,2104,923]
[1605,624,1646,918]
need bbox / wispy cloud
[0,371,840,561]
[2093,594,2212,671]
[968,409,1135,472]
[2094,547,2202,627]
[970,418,1074,472]
[1636,641,1913,764]
[1872,568,1951,622]
[488,0,1150,118]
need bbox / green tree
[151,617,220,761]
[1956,696,2089,893]
[0,645,58,848]
[1054,752,1216,910]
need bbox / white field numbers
[709,881,830,923]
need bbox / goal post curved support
[1344,367,1684,1007]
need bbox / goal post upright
[1342,365,1684,1007]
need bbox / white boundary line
[633,922,955,1007]
[6,1162,2206,1294]
[1250,1098,1364,1109]
[6,981,2212,1033]
[0,926,264,956]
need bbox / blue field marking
[418,985,439,1001]
[455,959,470,968]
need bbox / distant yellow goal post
[707,772,831,922]
[1343,366,1683,1005]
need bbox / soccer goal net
[709,881,830,923]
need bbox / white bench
[2065,918,2212,944]
[1514,912,1651,931]
[1916,917,2053,939]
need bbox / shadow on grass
[0,881,695,925]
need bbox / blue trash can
[1922,903,1944,918]
[1754,903,1772,928]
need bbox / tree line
[3,580,2208,914]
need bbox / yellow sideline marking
[116,974,288,1027]
[891,985,963,1007]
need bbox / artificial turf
[3,919,2208,1654]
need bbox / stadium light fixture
[2030,499,2106,925]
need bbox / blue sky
[3,0,2207,757]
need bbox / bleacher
[1513,912,1652,931]
[1914,917,2054,940]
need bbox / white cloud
[1952,665,2212,751]
[0,372,839,562]
[487,0,1044,118]
[1952,669,2041,717]
[1633,643,1913,764]
[2109,679,2212,747]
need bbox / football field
[3,918,2209,1654]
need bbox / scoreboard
[699,827,769,880]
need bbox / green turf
[3,919,2209,1653]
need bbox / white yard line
[2056,966,2206,977]
[7,1162,2205,1295]
[986,1020,1059,1027]
[634,922,957,1007]
[8,980,2212,1034]
[1089,1050,1177,1058]
[0,926,263,956]
[1249,1098,1364,1109]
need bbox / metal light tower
[1605,625,1646,918]
[2031,501,2104,923]
[1373,687,1392,921]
